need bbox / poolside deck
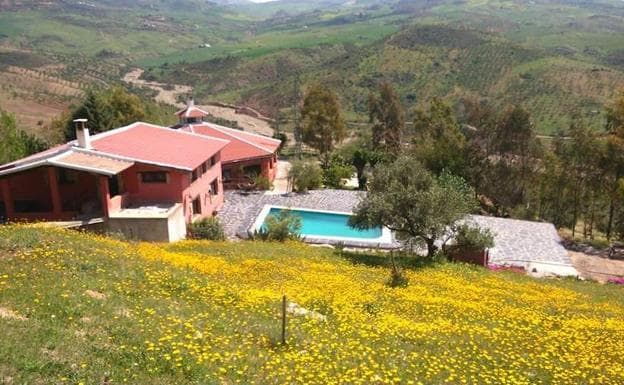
[218,190,577,276]
[218,190,367,239]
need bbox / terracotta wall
[119,163,187,204]
[182,159,223,223]
[0,166,104,221]
[6,167,53,212]
[57,171,100,212]
[117,156,224,224]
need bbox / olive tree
[349,156,477,257]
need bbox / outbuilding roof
[181,123,281,163]
[175,102,211,119]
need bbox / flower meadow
[0,225,623,384]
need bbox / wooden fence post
[281,295,287,345]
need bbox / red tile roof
[90,123,229,170]
[181,123,281,163]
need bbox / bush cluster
[252,210,301,242]
[454,223,495,250]
[288,160,323,192]
[187,217,226,240]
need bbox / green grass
[138,16,402,68]
[1,225,624,384]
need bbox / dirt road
[569,251,624,283]
[122,69,276,136]
[123,68,191,106]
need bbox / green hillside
[1,0,624,134]
[150,0,624,134]
[1,225,623,384]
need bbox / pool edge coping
[248,204,394,247]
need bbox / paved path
[265,161,291,195]
[569,251,624,282]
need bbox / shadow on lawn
[337,249,443,270]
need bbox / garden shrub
[288,160,323,192]
[323,155,353,188]
[253,174,273,191]
[187,217,225,240]
[454,223,495,250]
[253,210,301,242]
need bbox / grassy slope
[1,225,623,384]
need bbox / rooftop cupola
[73,118,92,149]
[175,98,209,125]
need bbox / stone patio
[218,189,365,239]
[218,189,577,276]
[466,215,576,276]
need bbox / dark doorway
[108,175,120,197]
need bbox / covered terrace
[0,151,133,222]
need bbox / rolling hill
[149,0,624,134]
[0,0,623,137]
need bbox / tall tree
[368,82,405,157]
[107,86,146,128]
[489,105,541,209]
[563,118,601,237]
[0,110,47,164]
[65,85,148,140]
[349,156,477,257]
[604,91,624,239]
[301,84,346,168]
[411,97,466,176]
[460,97,498,203]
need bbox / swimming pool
[250,205,393,246]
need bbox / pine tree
[604,91,624,239]
[492,105,540,208]
[301,84,346,168]
[367,82,405,157]
[411,97,466,176]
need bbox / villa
[0,99,285,241]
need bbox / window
[210,179,219,195]
[210,155,217,167]
[140,171,167,184]
[222,169,231,181]
[192,196,202,215]
[58,169,77,185]
[201,162,207,174]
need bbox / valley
[1,0,624,137]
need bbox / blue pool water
[263,208,382,239]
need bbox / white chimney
[187,98,195,108]
[73,119,91,149]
